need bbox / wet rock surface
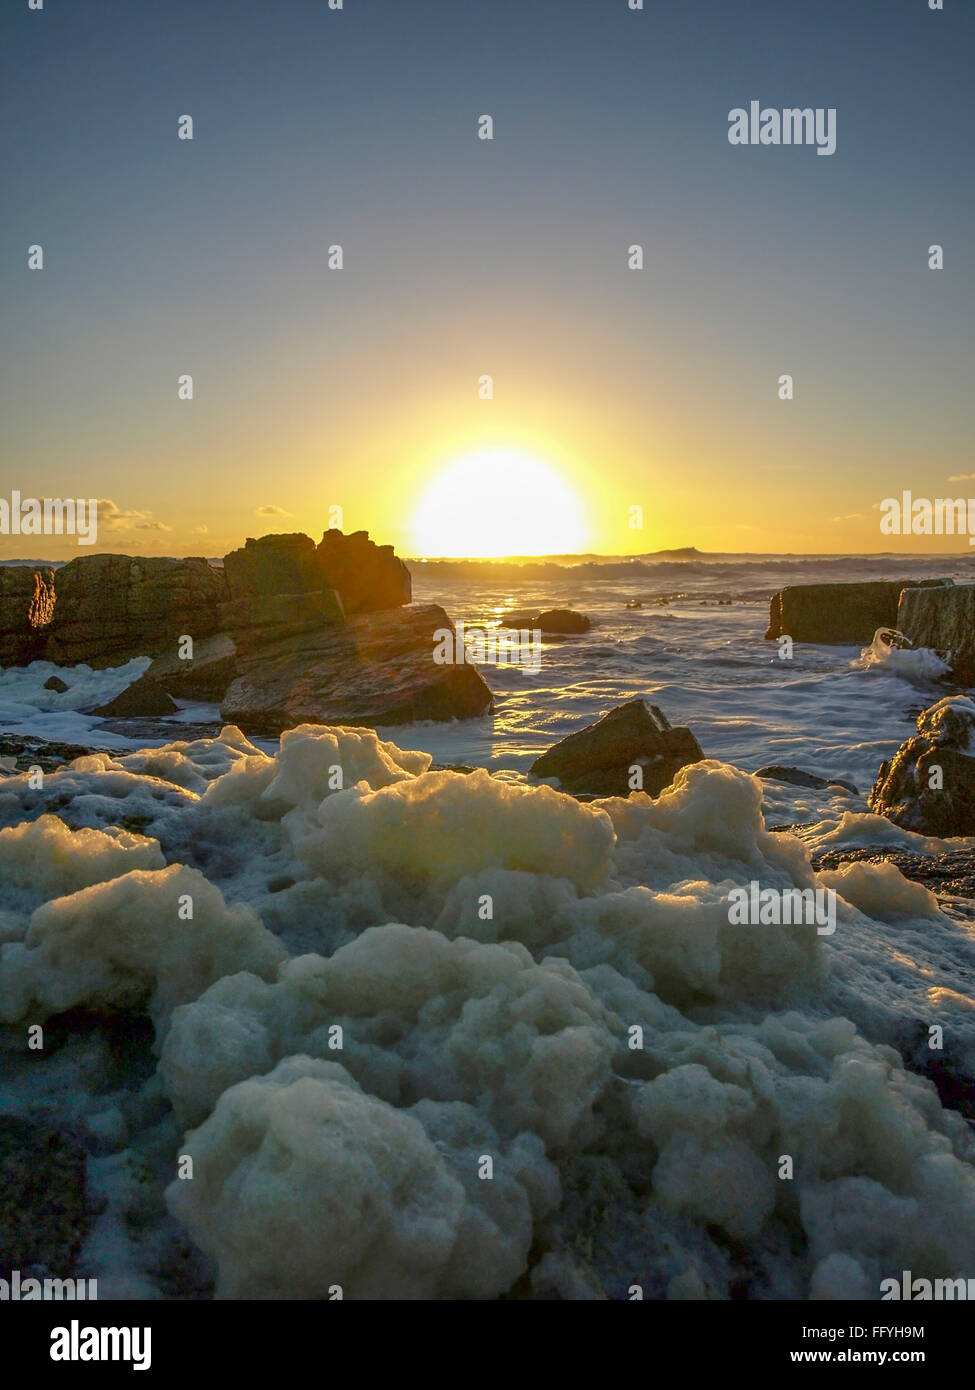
[531,698,704,798]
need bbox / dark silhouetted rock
[223,533,322,601]
[531,698,704,798]
[316,529,411,613]
[869,696,975,837]
[897,582,975,684]
[223,530,411,615]
[43,676,70,693]
[220,603,493,734]
[145,634,238,702]
[89,674,178,718]
[0,1116,90,1271]
[765,579,952,644]
[44,555,228,668]
[755,765,858,795]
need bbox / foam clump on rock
[165,1055,555,1299]
[0,863,286,1030]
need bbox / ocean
[2,552,975,1301]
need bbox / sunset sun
[411,450,586,558]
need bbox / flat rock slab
[765,579,952,644]
[220,603,494,734]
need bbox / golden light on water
[410,449,587,558]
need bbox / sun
[411,449,587,558]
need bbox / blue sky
[2,0,972,556]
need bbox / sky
[1,0,972,560]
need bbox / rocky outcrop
[897,582,975,684]
[223,533,322,601]
[530,698,704,798]
[765,579,952,644]
[224,529,411,614]
[220,603,493,734]
[316,529,411,613]
[0,567,55,665]
[869,696,975,836]
[44,555,228,668]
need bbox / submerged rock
[535,609,590,634]
[220,603,494,734]
[765,579,951,644]
[531,698,704,797]
[755,765,858,795]
[869,695,975,837]
[496,608,591,635]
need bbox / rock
[223,533,322,600]
[755,765,858,795]
[765,579,952,644]
[88,674,179,718]
[0,734,111,773]
[869,695,975,836]
[0,1116,90,1271]
[44,555,228,668]
[223,530,411,614]
[219,590,345,644]
[0,567,55,665]
[530,698,704,798]
[534,608,590,634]
[497,612,539,630]
[145,633,238,702]
[897,582,975,683]
[316,529,411,613]
[43,676,69,693]
[625,599,643,609]
[495,609,591,634]
[220,603,493,734]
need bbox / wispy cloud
[99,499,171,532]
[948,474,975,482]
[256,504,293,518]
[832,513,863,523]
